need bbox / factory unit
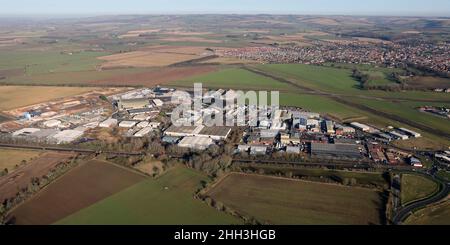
[250,145,268,155]
[178,136,214,150]
[322,120,335,134]
[310,143,362,159]
[12,128,41,137]
[119,121,138,128]
[397,128,422,138]
[197,126,232,141]
[164,125,204,138]
[152,99,164,107]
[52,130,84,144]
[237,145,251,153]
[99,118,118,128]
[134,127,155,137]
[136,121,150,128]
[409,157,423,168]
[350,122,371,132]
[148,122,161,129]
[164,125,231,141]
[389,131,409,140]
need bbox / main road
[392,170,450,224]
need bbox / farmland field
[206,173,384,225]
[0,148,43,173]
[0,152,74,204]
[56,166,241,225]
[9,160,145,225]
[405,201,450,225]
[0,50,109,76]
[347,98,450,137]
[401,174,439,205]
[0,86,96,110]
[91,66,218,87]
[280,93,364,121]
[170,68,293,90]
[237,165,389,188]
[257,64,450,102]
[98,46,212,68]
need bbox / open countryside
[0,86,96,110]
[0,12,449,227]
[57,166,241,225]
[9,160,145,225]
[206,173,384,225]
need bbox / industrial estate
[0,14,449,226]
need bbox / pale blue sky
[0,0,449,16]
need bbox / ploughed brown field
[97,46,212,68]
[206,173,384,225]
[8,160,145,225]
[0,152,74,203]
[91,66,218,86]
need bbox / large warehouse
[164,125,232,141]
[310,143,362,159]
[178,136,214,150]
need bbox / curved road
[392,172,450,224]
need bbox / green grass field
[56,166,241,225]
[170,68,293,90]
[347,98,450,135]
[258,64,450,102]
[1,67,147,85]
[258,64,358,93]
[280,93,364,120]
[0,50,109,75]
[401,174,439,205]
[238,165,389,188]
[207,173,384,225]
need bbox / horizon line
[1,11,450,18]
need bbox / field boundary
[5,154,83,216]
[204,171,382,197]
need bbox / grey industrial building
[310,143,362,159]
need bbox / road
[392,170,450,224]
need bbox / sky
[0,0,449,16]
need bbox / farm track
[243,66,450,139]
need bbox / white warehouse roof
[52,130,84,144]
[178,136,213,150]
[119,121,137,128]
